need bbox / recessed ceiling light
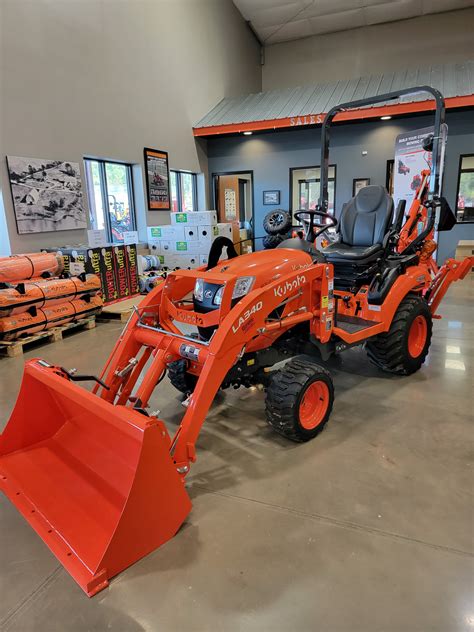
[243,131,253,135]
[380,115,392,120]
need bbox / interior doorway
[212,171,254,252]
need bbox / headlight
[193,278,204,302]
[213,276,255,306]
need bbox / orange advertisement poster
[144,148,170,210]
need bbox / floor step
[334,314,380,334]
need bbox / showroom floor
[0,279,472,632]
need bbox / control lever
[59,367,110,390]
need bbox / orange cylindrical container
[0,253,63,283]
[0,294,103,340]
[0,274,101,316]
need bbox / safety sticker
[368,304,381,311]
[321,296,328,308]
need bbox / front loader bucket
[0,359,192,596]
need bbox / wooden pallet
[0,316,96,358]
[97,295,143,322]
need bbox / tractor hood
[213,248,313,288]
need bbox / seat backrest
[339,185,394,247]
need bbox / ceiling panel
[233,0,474,44]
[308,9,366,34]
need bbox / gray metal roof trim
[194,60,474,128]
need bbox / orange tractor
[0,86,472,596]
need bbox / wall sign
[123,230,139,245]
[144,147,171,210]
[6,156,86,234]
[392,125,447,209]
[352,178,370,197]
[263,190,280,205]
[87,229,108,247]
[224,188,237,219]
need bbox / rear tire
[263,210,292,235]
[265,357,334,442]
[366,294,432,375]
[168,360,198,394]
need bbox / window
[290,166,336,215]
[84,159,136,243]
[170,170,197,212]
[456,155,474,223]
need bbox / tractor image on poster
[0,86,472,596]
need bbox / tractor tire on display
[265,357,334,442]
[263,234,285,249]
[366,294,432,375]
[263,210,292,235]
[168,359,198,394]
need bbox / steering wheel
[293,209,338,241]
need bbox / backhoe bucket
[0,359,192,596]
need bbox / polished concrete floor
[0,279,472,631]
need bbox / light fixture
[380,115,392,120]
[243,131,253,135]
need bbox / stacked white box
[147,214,220,268]
[198,225,218,242]
[216,223,233,239]
[148,240,162,254]
[147,225,185,241]
[170,211,218,226]
[184,226,199,241]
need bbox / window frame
[170,169,198,213]
[289,164,337,216]
[84,157,137,243]
[455,153,474,224]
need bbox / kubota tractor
[0,86,472,597]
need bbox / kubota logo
[274,275,306,298]
[176,309,204,326]
[291,263,311,271]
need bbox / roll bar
[318,86,445,212]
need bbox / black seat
[323,185,394,263]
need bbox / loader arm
[88,263,331,473]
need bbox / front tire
[265,357,334,442]
[168,359,198,394]
[366,294,432,375]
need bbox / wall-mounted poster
[263,190,280,205]
[224,188,237,220]
[352,178,370,197]
[6,156,86,234]
[144,147,170,210]
[392,124,447,210]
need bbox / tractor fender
[367,264,431,333]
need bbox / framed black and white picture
[263,190,280,205]
[353,178,370,197]
[144,147,170,210]
[6,156,86,234]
